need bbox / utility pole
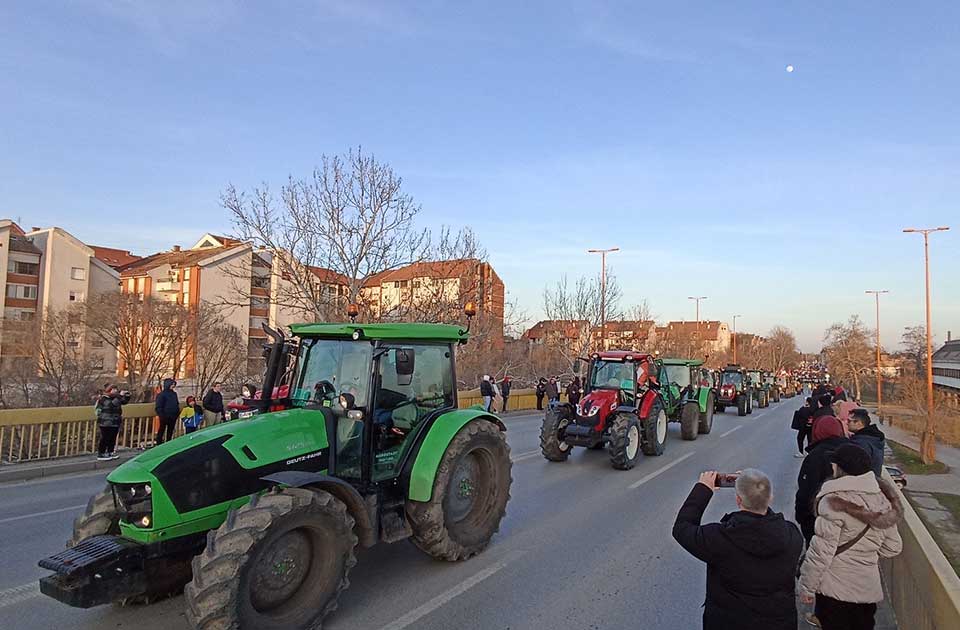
[903,226,950,463]
[688,296,707,352]
[732,314,742,364]
[588,247,619,351]
[865,290,889,414]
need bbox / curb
[0,452,138,484]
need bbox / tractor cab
[580,350,656,414]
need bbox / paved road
[0,398,812,629]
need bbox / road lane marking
[719,426,743,438]
[628,452,696,489]
[0,504,85,525]
[510,450,541,463]
[377,559,511,630]
[0,582,40,609]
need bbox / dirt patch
[887,440,949,475]
[903,491,960,578]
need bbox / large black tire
[760,391,768,408]
[607,413,642,470]
[747,395,754,414]
[680,402,700,441]
[185,488,357,630]
[539,407,571,462]
[406,419,512,561]
[698,395,715,434]
[737,394,747,417]
[641,399,667,456]
[773,389,781,403]
[68,485,120,547]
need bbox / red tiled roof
[119,244,243,276]
[90,245,141,269]
[362,259,480,287]
[309,266,350,285]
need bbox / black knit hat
[831,443,872,476]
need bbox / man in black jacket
[499,377,511,413]
[202,382,225,426]
[154,378,180,445]
[795,415,848,544]
[849,408,885,476]
[791,397,815,458]
[95,385,131,460]
[535,378,546,410]
[673,469,803,630]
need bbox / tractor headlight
[112,482,154,529]
[587,405,599,416]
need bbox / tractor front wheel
[680,402,700,441]
[698,395,715,434]
[641,400,667,456]
[539,407,571,462]
[68,485,120,547]
[737,394,747,416]
[406,419,512,561]
[608,413,642,470]
[185,488,357,630]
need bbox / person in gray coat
[848,409,885,477]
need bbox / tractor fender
[639,390,661,418]
[260,471,377,548]
[406,408,506,503]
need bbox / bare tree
[192,316,247,399]
[542,271,622,368]
[222,147,432,320]
[764,326,801,373]
[901,325,929,375]
[35,307,97,406]
[823,316,873,400]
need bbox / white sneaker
[96,455,110,461]
[794,452,805,458]
[108,452,120,460]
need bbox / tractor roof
[288,322,467,343]
[593,350,653,361]
[661,358,704,366]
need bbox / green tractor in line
[762,371,782,403]
[747,369,769,408]
[660,358,716,440]
[39,315,512,629]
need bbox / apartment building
[362,259,505,335]
[594,320,657,350]
[933,336,960,393]
[0,221,122,372]
[655,320,732,355]
[522,320,591,346]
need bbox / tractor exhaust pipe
[259,324,286,411]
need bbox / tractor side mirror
[395,348,415,386]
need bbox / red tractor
[539,351,668,470]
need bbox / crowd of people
[673,382,903,630]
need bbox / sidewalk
[0,449,138,484]
[875,417,960,496]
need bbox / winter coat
[202,389,224,414]
[535,381,546,397]
[179,403,203,429]
[791,406,813,431]
[500,380,512,397]
[851,424,886,477]
[155,379,180,420]
[545,380,559,400]
[834,399,858,423]
[95,392,131,428]
[480,380,494,397]
[673,483,804,630]
[795,435,849,540]
[798,473,903,603]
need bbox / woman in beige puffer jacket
[798,443,903,630]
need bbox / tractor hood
[578,389,619,419]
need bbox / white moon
[786,65,795,73]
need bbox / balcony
[155,279,182,293]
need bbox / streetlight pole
[865,290,889,413]
[732,314,742,364]
[688,296,708,340]
[903,226,950,462]
[588,247,619,351]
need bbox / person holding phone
[673,469,804,630]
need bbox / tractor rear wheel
[737,394,747,416]
[185,488,357,630]
[68,485,120,547]
[698,395,715,434]
[641,399,667,456]
[539,407,571,462]
[608,413,642,470]
[680,402,700,441]
[406,419,512,561]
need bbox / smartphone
[715,473,739,488]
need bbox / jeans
[482,395,492,412]
[97,425,119,455]
[816,594,876,630]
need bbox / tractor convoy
[39,310,791,629]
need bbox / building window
[71,267,86,280]
[90,356,105,370]
[91,338,104,348]
[252,276,270,289]
[69,291,84,302]
[5,284,37,299]
[20,310,36,321]
[7,260,39,275]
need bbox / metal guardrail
[0,390,551,464]
[880,471,960,629]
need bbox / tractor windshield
[747,371,761,384]
[664,365,691,388]
[291,339,372,407]
[721,372,742,386]
[590,360,635,391]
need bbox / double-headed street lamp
[903,226,950,462]
[588,247,619,351]
[865,290,889,413]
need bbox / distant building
[523,320,590,347]
[656,320,732,355]
[933,336,960,393]
[593,320,657,350]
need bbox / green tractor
[39,319,512,629]
[660,358,716,440]
[762,371,782,403]
[746,369,769,408]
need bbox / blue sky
[2,1,958,351]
